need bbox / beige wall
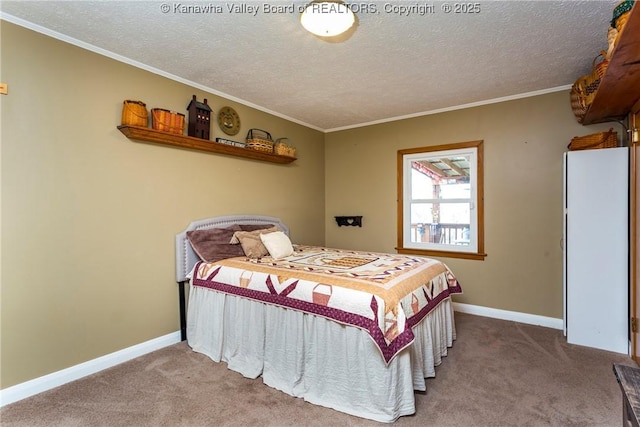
[325,92,615,319]
[0,22,325,388]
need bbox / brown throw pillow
[187,225,244,262]
[238,223,276,232]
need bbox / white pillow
[260,231,294,259]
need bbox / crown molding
[0,13,324,132]
[2,13,572,135]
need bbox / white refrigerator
[563,147,629,354]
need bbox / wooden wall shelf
[583,4,640,125]
[117,125,296,164]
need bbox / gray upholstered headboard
[175,215,290,282]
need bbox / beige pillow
[260,231,294,259]
[229,226,279,244]
[230,226,279,258]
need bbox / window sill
[396,247,487,260]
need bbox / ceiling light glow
[300,1,355,37]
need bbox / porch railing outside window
[410,223,470,245]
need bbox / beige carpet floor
[1,312,635,426]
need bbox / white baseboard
[453,302,564,330]
[0,331,181,407]
[0,304,562,407]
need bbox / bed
[175,215,462,423]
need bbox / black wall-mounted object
[335,216,362,227]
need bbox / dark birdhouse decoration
[186,95,212,140]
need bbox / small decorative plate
[217,106,241,136]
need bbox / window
[397,140,486,260]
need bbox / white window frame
[397,140,486,260]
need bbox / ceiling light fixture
[300,0,355,37]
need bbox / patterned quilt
[191,245,462,364]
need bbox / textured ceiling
[0,0,617,131]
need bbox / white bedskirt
[187,283,456,423]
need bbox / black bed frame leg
[178,281,187,341]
